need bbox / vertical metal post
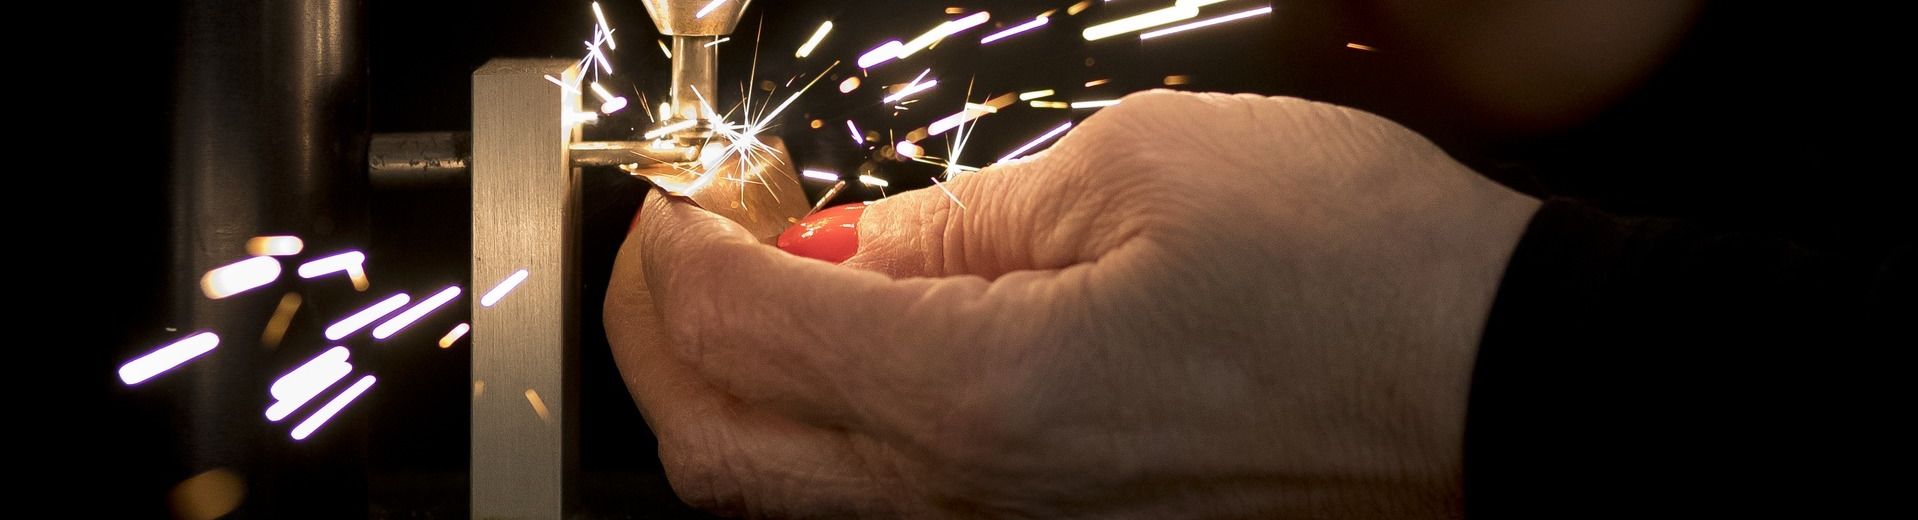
[471,58,582,519]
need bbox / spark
[246,236,303,256]
[261,292,302,349]
[839,76,862,93]
[372,286,461,340]
[1071,99,1121,109]
[480,269,529,307]
[1346,42,1378,52]
[695,0,727,19]
[590,82,627,114]
[1019,89,1056,100]
[801,169,841,182]
[657,39,672,58]
[438,323,470,349]
[928,104,995,136]
[899,11,992,59]
[298,251,364,279]
[859,174,891,188]
[808,180,849,215]
[1164,74,1192,85]
[1140,5,1274,40]
[896,140,924,158]
[1083,5,1199,41]
[544,74,582,94]
[847,120,865,144]
[795,21,833,58]
[1084,78,1110,88]
[981,15,1049,44]
[999,121,1073,163]
[290,375,375,440]
[201,256,281,299]
[326,293,409,340]
[473,380,486,398]
[929,175,967,210]
[1030,100,1070,109]
[858,40,904,69]
[643,119,697,140]
[1067,1,1094,16]
[525,389,552,423]
[703,37,731,47]
[567,111,600,125]
[882,78,938,103]
[265,346,351,422]
[118,332,219,385]
[591,1,616,49]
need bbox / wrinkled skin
[605,91,1541,518]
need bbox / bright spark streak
[929,105,993,135]
[567,111,600,125]
[1067,1,1094,16]
[1030,100,1070,109]
[201,256,281,299]
[643,119,696,140]
[526,389,552,423]
[809,181,849,215]
[703,37,731,47]
[480,269,529,307]
[1084,78,1110,87]
[795,21,833,58]
[930,175,967,210]
[590,82,627,114]
[999,122,1073,163]
[1140,5,1274,40]
[981,15,1049,44]
[299,251,364,279]
[801,169,841,182]
[544,74,581,93]
[1346,42,1378,52]
[883,70,938,103]
[695,0,727,19]
[847,120,864,144]
[290,375,375,440]
[266,346,351,422]
[591,1,616,49]
[899,11,992,59]
[896,141,924,158]
[1071,99,1121,109]
[657,39,673,58]
[118,332,219,385]
[1019,89,1056,101]
[372,286,460,340]
[439,323,470,348]
[246,236,303,256]
[839,76,861,93]
[859,174,891,188]
[326,293,410,340]
[857,40,904,69]
[1082,5,1198,41]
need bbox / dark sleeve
[1464,198,1913,518]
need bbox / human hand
[604,90,1541,517]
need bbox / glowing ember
[795,21,833,58]
[119,332,220,385]
[245,236,303,256]
[525,388,552,423]
[261,292,303,349]
[439,323,470,349]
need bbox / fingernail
[777,203,865,263]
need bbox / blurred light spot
[261,292,303,349]
[1346,42,1378,52]
[201,256,281,299]
[170,468,244,520]
[1019,89,1055,101]
[1163,74,1192,85]
[245,236,303,256]
[1083,78,1110,87]
[439,323,470,349]
[526,389,552,423]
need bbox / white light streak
[847,120,864,144]
[591,2,616,49]
[929,105,994,136]
[801,169,841,182]
[857,40,904,69]
[900,11,992,59]
[695,0,727,19]
[1071,99,1121,109]
[1019,89,1056,101]
[372,286,461,340]
[930,175,967,210]
[858,175,891,188]
[643,119,697,140]
[480,269,529,307]
[657,39,673,58]
[882,79,938,103]
[1030,100,1070,109]
[290,375,375,440]
[1346,42,1378,52]
[839,76,861,93]
[118,332,219,385]
[326,293,410,341]
[439,323,470,348]
[1082,5,1198,41]
[896,141,923,158]
[703,37,731,47]
[266,346,351,422]
[298,251,364,279]
[1084,78,1110,87]
[590,82,627,114]
[999,122,1073,163]
[796,21,833,58]
[1140,5,1273,40]
[982,15,1049,44]
[201,256,281,299]
[246,236,303,256]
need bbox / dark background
[71,0,1906,517]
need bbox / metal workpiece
[569,140,700,167]
[638,0,753,36]
[626,136,812,243]
[668,35,721,134]
[471,58,582,520]
[369,131,470,186]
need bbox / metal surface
[625,136,812,242]
[169,0,367,516]
[471,58,582,520]
[638,0,753,36]
[569,140,699,167]
[668,35,720,135]
[370,131,470,187]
